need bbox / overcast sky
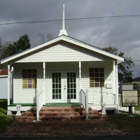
[0,0,140,78]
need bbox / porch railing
[101,92,116,105]
[93,91,116,105]
[36,80,45,121]
[80,89,89,120]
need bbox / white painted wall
[0,76,8,99]
[13,63,43,103]
[46,61,115,105]
[11,41,116,105]
[12,61,115,105]
[81,61,115,105]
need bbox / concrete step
[15,107,102,122]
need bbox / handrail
[93,90,116,95]
[80,89,86,108]
[36,80,45,121]
[80,89,89,120]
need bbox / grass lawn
[0,99,140,135]
[0,100,14,134]
[108,113,140,135]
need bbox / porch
[7,92,128,119]
[12,93,124,122]
[7,60,121,120]
[7,61,119,106]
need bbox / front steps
[15,106,104,122]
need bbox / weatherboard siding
[45,61,115,104]
[81,62,114,105]
[12,61,115,105]
[0,76,8,99]
[16,43,112,63]
[13,63,44,103]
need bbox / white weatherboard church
[1,5,124,116]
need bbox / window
[89,68,104,87]
[22,69,37,88]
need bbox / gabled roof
[0,35,124,64]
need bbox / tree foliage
[38,33,53,43]
[133,77,140,81]
[102,46,135,82]
[0,39,11,59]
[12,34,31,54]
[0,34,31,59]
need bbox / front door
[50,71,78,103]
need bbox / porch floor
[45,103,80,107]
[8,103,36,106]
[8,103,80,107]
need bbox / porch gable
[0,35,124,65]
[16,41,114,63]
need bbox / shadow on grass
[0,112,14,133]
[108,113,140,135]
[0,100,14,134]
[0,99,7,109]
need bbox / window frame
[89,68,104,88]
[22,69,37,89]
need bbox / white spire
[59,4,68,36]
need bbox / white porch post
[43,62,46,105]
[7,64,10,105]
[113,60,119,114]
[79,61,81,94]
[11,67,14,103]
[115,60,119,105]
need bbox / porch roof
[0,35,124,64]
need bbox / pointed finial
[62,4,65,30]
[59,4,68,36]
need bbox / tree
[0,39,12,59]
[38,33,53,43]
[133,77,140,81]
[11,34,31,54]
[102,46,135,82]
[0,34,31,59]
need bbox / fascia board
[0,75,8,77]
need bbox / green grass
[45,103,80,107]
[0,99,7,109]
[0,100,14,134]
[108,113,140,135]
[8,103,36,106]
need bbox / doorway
[50,71,78,103]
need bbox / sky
[0,0,140,78]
